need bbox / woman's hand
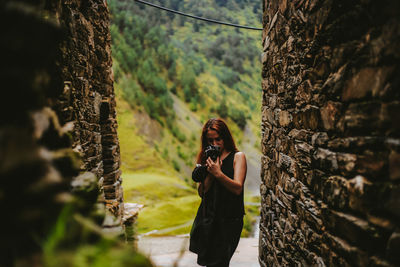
[207,152,247,195]
[206,156,222,178]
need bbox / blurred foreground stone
[0,0,142,265]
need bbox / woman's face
[206,129,224,152]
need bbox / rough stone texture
[0,0,128,264]
[260,0,400,266]
[46,0,125,231]
[0,1,79,264]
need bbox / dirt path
[138,235,260,267]
[171,93,203,131]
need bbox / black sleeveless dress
[189,151,245,266]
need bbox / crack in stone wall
[260,0,400,266]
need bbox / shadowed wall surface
[48,0,124,226]
[0,0,125,264]
[260,0,400,266]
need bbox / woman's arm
[206,152,247,195]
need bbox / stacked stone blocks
[49,0,125,234]
[260,0,400,266]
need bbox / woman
[189,118,247,267]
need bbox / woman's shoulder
[233,151,246,161]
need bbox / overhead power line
[133,0,263,31]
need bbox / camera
[192,145,221,182]
[204,145,221,162]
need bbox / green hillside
[109,0,262,236]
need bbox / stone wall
[47,0,124,232]
[0,1,80,264]
[260,0,400,266]
[0,0,126,264]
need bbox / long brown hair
[196,118,238,164]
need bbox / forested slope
[109,0,262,236]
